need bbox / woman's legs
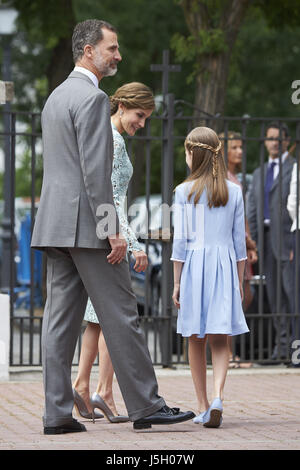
[73,323,121,416]
[95,330,119,416]
[208,334,229,400]
[73,322,100,413]
[243,280,253,312]
[188,335,209,413]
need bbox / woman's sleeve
[232,186,247,261]
[111,136,142,253]
[171,186,187,262]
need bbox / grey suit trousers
[42,247,165,426]
[264,229,293,357]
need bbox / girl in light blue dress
[73,83,154,422]
[171,126,249,428]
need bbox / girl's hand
[132,250,148,272]
[172,283,180,309]
[239,282,244,302]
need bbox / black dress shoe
[133,406,195,430]
[44,418,87,435]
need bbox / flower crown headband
[185,140,222,155]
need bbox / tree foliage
[2,0,300,197]
[11,0,189,106]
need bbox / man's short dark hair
[72,19,116,63]
[266,121,290,139]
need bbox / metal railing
[1,100,300,367]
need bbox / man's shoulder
[286,154,296,169]
[43,76,108,115]
[251,165,262,180]
[49,73,107,98]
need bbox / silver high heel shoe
[73,388,104,423]
[90,393,129,423]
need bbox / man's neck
[269,150,288,161]
[75,59,102,82]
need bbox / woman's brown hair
[184,127,229,208]
[218,131,242,173]
[110,82,155,115]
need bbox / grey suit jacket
[31,71,119,249]
[247,155,295,261]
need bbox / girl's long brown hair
[184,127,229,208]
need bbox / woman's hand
[246,236,256,251]
[247,248,258,264]
[172,283,180,309]
[132,250,148,272]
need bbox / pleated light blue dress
[171,180,249,338]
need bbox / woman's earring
[120,110,123,117]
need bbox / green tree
[172,0,250,117]
[172,0,300,118]
[6,0,189,198]
[13,0,76,96]
[226,6,300,119]
[15,150,43,197]
[4,0,300,198]
[11,0,189,107]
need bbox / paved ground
[0,365,299,452]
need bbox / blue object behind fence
[15,212,43,309]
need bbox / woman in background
[219,132,257,368]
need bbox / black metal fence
[1,87,300,369]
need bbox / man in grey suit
[248,122,295,361]
[31,19,194,434]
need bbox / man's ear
[83,44,93,59]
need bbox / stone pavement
[0,365,299,451]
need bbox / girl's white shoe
[193,409,208,424]
[203,398,223,428]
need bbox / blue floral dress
[84,123,142,323]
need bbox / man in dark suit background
[247,122,295,361]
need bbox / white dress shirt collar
[73,66,99,88]
[268,151,289,181]
[268,151,289,166]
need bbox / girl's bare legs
[188,335,210,413]
[73,322,100,413]
[95,330,119,416]
[208,334,229,400]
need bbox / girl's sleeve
[233,186,247,261]
[171,186,187,262]
[111,135,142,253]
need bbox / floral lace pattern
[111,125,142,253]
